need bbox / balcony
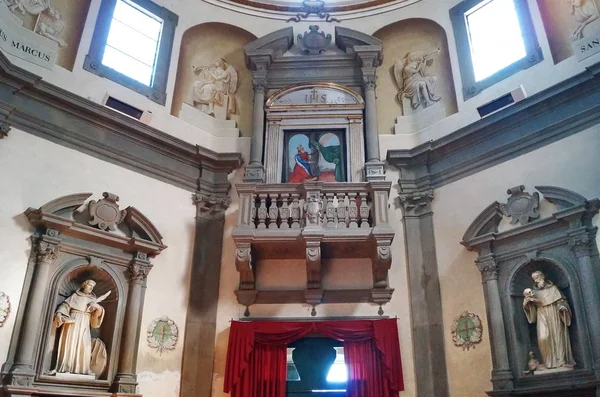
[232,181,395,314]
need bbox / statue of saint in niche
[567,0,599,41]
[191,58,238,119]
[393,48,441,111]
[51,280,110,377]
[523,271,575,372]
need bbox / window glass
[326,347,347,383]
[102,0,163,86]
[465,0,527,82]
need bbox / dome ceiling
[205,0,422,18]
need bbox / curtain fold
[224,319,403,397]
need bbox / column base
[4,365,35,387]
[490,369,514,390]
[243,164,265,183]
[365,161,386,182]
[111,374,137,394]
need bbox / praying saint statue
[523,271,575,372]
[52,280,110,376]
[393,48,442,111]
[191,58,238,118]
[567,0,599,41]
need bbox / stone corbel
[235,243,255,291]
[305,240,322,290]
[398,189,434,217]
[372,238,392,288]
[0,120,10,139]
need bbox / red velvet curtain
[224,319,403,397]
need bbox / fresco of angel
[393,48,441,111]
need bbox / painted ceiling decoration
[204,0,422,19]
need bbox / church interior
[0,0,599,396]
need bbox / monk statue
[52,280,110,376]
[523,271,575,371]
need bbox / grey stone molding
[386,60,600,190]
[462,186,600,396]
[397,188,450,397]
[1,192,166,397]
[0,51,242,195]
[180,192,230,397]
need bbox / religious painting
[283,130,346,183]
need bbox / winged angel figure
[393,48,441,111]
[191,58,238,117]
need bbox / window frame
[83,0,178,105]
[450,0,542,100]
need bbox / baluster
[290,193,301,229]
[336,193,347,228]
[251,194,257,228]
[257,194,268,229]
[279,194,290,229]
[348,192,358,228]
[268,194,280,229]
[359,192,370,228]
[325,193,336,228]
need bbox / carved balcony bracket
[235,242,255,291]
[372,237,393,289]
[305,240,322,290]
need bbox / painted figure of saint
[53,280,110,375]
[191,58,238,117]
[289,145,317,183]
[394,48,441,110]
[523,271,575,371]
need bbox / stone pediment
[266,83,364,108]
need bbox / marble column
[180,194,230,397]
[362,72,385,181]
[476,252,514,389]
[570,234,600,372]
[399,190,449,397]
[112,254,151,394]
[244,73,268,183]
[7,232,60,386]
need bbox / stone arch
[373,18,458,134]
[171,22,257,137]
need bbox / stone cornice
[387,60,600,189]
[0,51,243,194]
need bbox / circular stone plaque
[0,292,10,326]
[451,311,482,351]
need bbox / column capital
[476,254,499,282]
[127,262,152,283]
[569,233,592,258]
[362,74,377,91]
[399,189,434,216]
[36,239,61,264]
[193,193,231,220]
[252,78,268,94]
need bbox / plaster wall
[430,124,600,397]
[212,167,417,397]
[2,0,599,153]
[0,129,196,397]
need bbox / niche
[39,262,123,382]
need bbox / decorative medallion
[286,0,341,23]
[0,292,10,326]
[500,185,540,226]
[147,316,178,354]
[451,311,483,351]
[88,192,127,231]
[297,25,332,55]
